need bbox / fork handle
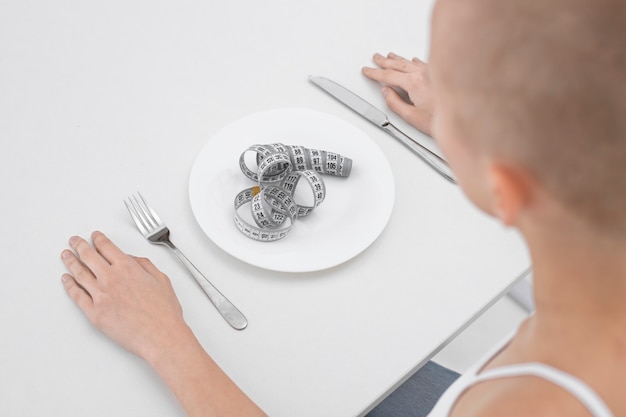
[166,244,248,330]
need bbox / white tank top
[427,332,614,417]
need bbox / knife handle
[383,122,457,184]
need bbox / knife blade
[309,75,456,184]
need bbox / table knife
[309,75,456,184]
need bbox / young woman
[62,1,626,415]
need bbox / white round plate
[188,108,395,272]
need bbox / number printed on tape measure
[233,143,352,242]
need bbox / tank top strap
[473,363,613,417]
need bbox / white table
[0,1,529,416]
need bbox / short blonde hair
[438,0,626,229]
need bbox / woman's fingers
[383,87,432,135]
[362,66,410,89]
[61,249,99,295]
[374,52,416,72]
[69,235,110,276]
[61,273,94,314]
[92,231,127,265]
[363,53,425,92]
[382,87,417,123]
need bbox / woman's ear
[488,163,533,226]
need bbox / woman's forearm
[146,324,267,417]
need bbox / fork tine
[137,192,164,227]
[124,198,150,235]
[130,194,158,231]
[130,193,158,230]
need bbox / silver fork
[124,192,248,330]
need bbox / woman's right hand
[60,231,189,362]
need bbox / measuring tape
[234,143,352,241]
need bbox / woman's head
[429,0,626,233]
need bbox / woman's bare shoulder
[449,374,594,417]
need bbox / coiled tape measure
[234,143,352,242]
